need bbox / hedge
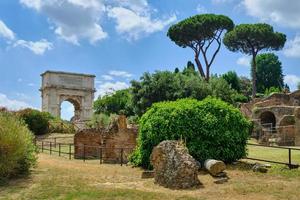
[130,97,251,169]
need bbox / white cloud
[14,39,53,55]
[284,74,300,91]
[243,0,300,28]
[107,6,176,40]
[108,70,132,78]
[212,0,233,4]
[283,35,300,58]
[28,83,35,86]
[17,78,23,82]
[20,0,107,45]
[0,20,15,40]
[0,19,52,55]
[95,81,129,98]
[237,56,251,67]
[0,93,33,110]
[20,0,41,10]
[101,75,114,81]
[20,0,176,43]
[196,5,208,13]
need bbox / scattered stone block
[204,159,226,176]
[214,177,229,184]
[252,163,268,173]
[150,140,201,189]
[141,171,154,179]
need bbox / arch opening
[260,111,276,128]
[60,98,81,122]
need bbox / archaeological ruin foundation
[74,115,138,163]
[241,90,300,146]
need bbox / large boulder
[150,140,201,189]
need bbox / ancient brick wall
[74,115,138,163]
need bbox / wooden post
[42,141,44,152]
[83,145,86,162]
[50,142,52,155]
[288,148,292,169]
[120,148,124,166]
[54,138,57,148]
[59,143,61,157]
[99,147,102,164]
[69,144,72,160]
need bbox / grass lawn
[1,152,300,200]
[2,134,300,200]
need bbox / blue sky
[0,0,300,120]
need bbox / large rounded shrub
[16,108,53,135]
[130,97,251,169]
[0,112,37,182]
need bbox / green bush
[0,112,37,182]
[16,108,53,135]
[86,113,117,129]
[232,93,249,103]
[264,87,281,96]
[130,98,251,169]
[48,118,75,134]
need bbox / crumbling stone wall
[241,90,300,146]
[74,115,138,163]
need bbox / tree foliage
[222,71,241,92]
[94,89,134,116]
[131,69,237,116]
[223,23,286,98]
[130,98,251,169]
[168,14,234,80]
[16,108,53,135]
[239,76,252,97]
[255,53,284,93]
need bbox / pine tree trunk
[252,55,257,99]
[194,56,205,78]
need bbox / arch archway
[260,111,276,128]
[60,97,81,121]
[40,71,95,121]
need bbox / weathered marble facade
[241,90,300,146]
[40,71,95,121]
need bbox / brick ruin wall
[241,91,300,146]
[74,115,138,163]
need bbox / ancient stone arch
[260,111,276,128]
[40,71,96,121]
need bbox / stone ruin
[74,115,138,163]
[150,140,201,189]
[240,90,300,146]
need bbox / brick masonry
[74,115,138,163]
[241,90,300,146]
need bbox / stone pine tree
[168,14,234,81]
[223,23,286,98]
[255,53,284,93]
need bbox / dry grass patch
[1,153,300,200]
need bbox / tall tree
[223,23,286,98]
[168,14,234,81]
[255,53,284,93]
[298,82,300,90]
[222,71,241,92]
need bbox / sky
[0,0,300,120]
